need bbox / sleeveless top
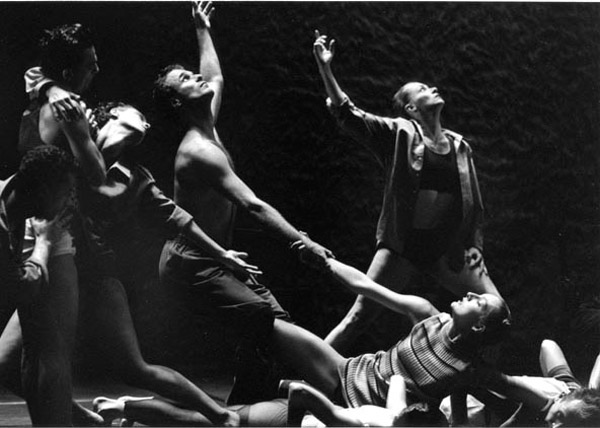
[341,313,474,407]
[19,99,70,155]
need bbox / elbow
[243,199,267,217]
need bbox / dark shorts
[159,235,292,345]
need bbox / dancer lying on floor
[464,339,600,427]
[92,376,411,427]
[93,255,511,426]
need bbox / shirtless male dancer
[154,1,332,403]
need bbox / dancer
[475,339,600,427]
[92,395,288,427]
[154,1,332,403]
[90,377,408,427]
[267,256,510,411]
[0,146,77,425]
[16,23,106,425]
[0,101,265,427]
[312,30,501,352]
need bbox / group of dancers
[1,2,599,426]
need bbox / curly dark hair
[40,23,94,81]
[152,63,186,119]
[92,101,127,129]
[18,146,77,194]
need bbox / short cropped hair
[18,146,77,194]
[479,296,512,346]
[392,84,412,118]
[152,63,185,118]
[563,388,600,427]
[40,23,94,81]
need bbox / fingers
[329,38,336,55]
[202,1,214,17]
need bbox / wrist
[289,231,309,252]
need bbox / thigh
[246,277,292,322]
[80,277,144,367]
[430,252,497,296]
[368,248,420,293]
[272,319,345,396]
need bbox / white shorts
[22,217,76,259]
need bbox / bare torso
[174,129,236,249]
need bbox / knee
[540,339,560,357]
[288,382,311,403]
[115,359,152,384]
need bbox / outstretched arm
[193,1,223,123]
[326,258,439,325]
[477,370,550,412]
[186,143,333,267]
[313,30,346,106]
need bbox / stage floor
[0,373,233,426]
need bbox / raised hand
[313,30,336,67]
[31,211,68,245]
[47,85,83,122]
[192,0,214,30]
[219,250,263,279]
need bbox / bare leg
[0,311,24,394]
[95,395,287,427]
[325,248,417,353]
[271,319,346,397]
[81,277,234,426]
[431,250,501,297]
[539,339,571,377]
[20,253,78,426]
[286,381,361,427]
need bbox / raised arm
[55,103,106,186]
[192,1,223,123]
[313,30,346,106]
[185,143,333,267]
[313,30,403,159]
[326,258,439,324]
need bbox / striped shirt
[341,313,475,407]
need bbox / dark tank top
[19,99,70,155]
[402,140,463,266]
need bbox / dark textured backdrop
[0,2,599,383]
